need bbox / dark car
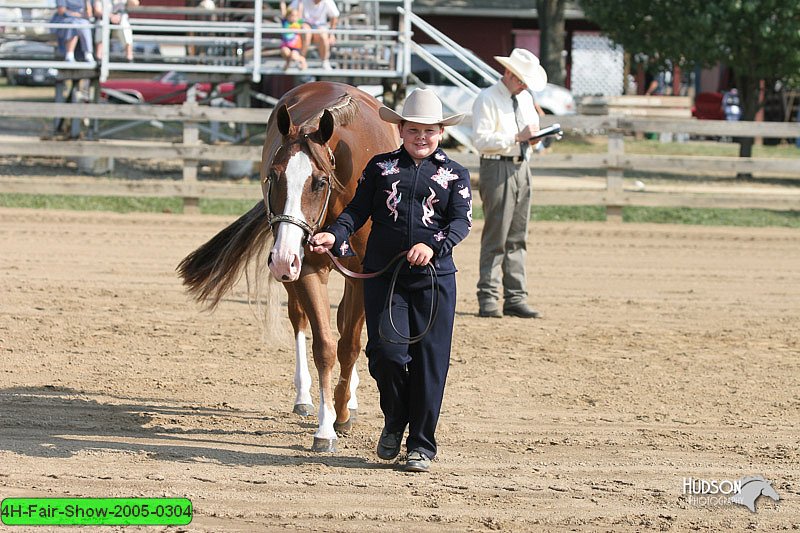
[0,40,59,86]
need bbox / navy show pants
[363,271,456,460]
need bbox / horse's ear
[276,105,292,136]
[313,109,335,144]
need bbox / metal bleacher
[0,0,414,91]
[1,0,500,151]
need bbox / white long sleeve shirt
[471,81,539,158]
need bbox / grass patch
[2,193,799,227]
[622,206,800,228]
[531,205,607,222]
[200,198,261,215]
[0,193,183,213]
[0,193,264,215]
[473,204,606,222]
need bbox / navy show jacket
[325,146,472,275]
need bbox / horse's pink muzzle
[268,247,303,282]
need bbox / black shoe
[478,306,502,318]
[405,450,431,472]
[503,303,541,318]
[376,428,404,460]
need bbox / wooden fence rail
[0,102,798,218]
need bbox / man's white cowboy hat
[494,48,548,91]
[379,88,464,126]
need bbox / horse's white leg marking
[268,152,311,282]
[347,365,359,410]
[293,331,313,407]
[314,386,338,441]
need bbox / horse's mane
[323,93,359,127]
[285,92,359,130]
[289,92,360,191]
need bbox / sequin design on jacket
[324,146,472,275]
[384,180,402,222]
[458,184,473,227]
[377,158,400,176]
[430,166,459,190]
[421,187,439,227]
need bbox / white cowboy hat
[379,88,464,126]
[494,48,548,91]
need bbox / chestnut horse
[177,82,399,452]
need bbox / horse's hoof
[334,418,353,435]
[311,437,337,453]
[293,403,314,417]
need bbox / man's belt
[480,154,525,164]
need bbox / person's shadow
[0,385,376,469]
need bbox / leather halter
[264,143,336,241]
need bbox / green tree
[580,0,800,158]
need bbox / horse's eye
[312,176,328,192]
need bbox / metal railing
[0,0,413,83]
[398,7,503,152]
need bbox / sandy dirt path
[1,207,798,531]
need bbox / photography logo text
[682,476,780,512]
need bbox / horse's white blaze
[314,388,338,440]
[268,151,312,281]
[347,365,359,410]
[293,331,313,407]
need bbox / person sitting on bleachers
[51,0,95,63]
[93,0,136,62]
[290,0,338,70]
[279,0,306,70]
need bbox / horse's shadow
[0,386,375,469]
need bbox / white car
[409,44,576,116]
[529,83,577,116]
[359,45,575,150]
[359,45,576,116]
[421,83,575,117]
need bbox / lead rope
[320,247,439,344]
[380,259,438,345]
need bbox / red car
[692,92,725,120]
[692,91,741,121]
[100,71,236,104]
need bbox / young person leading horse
[309,89,472,472]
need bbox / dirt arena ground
[1,207,798,532]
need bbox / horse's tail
[177,201,272,310]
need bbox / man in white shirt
[290,0,339,70]
[471,48,546,319]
